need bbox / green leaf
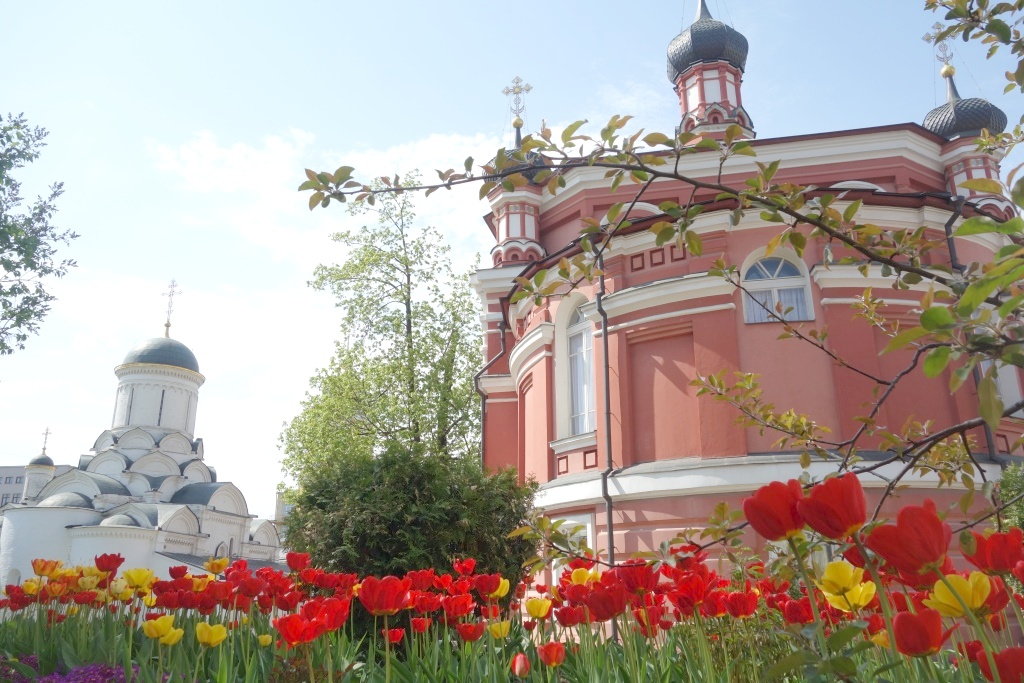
[642,132,671,147]
[883,325,930,353]
[763,650,819,680]
[960,529,978,556]
[979,375,1004,431]
[959,177,1004,194]
[842,199,862,223]
[923,346,951,378]
[684,230,703,256]
[1011,177,1024,209]
[955,215,1024,236]
[956,278,1001,316]
[987,18,1013,43]
[561,120,587,144]
[920,306,955,331]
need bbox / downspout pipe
[595,251,618,640]
[942,194,997,460]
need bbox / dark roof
[37,492,93,509]
[121,337,200,373]
[667,0,748,82]
[170,482,229,505]
[923,74,1008,140]
[156,551,287,572]
[28,453,54,466]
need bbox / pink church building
[471,1,1022,559]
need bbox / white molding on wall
[550,432,598,456]
[535,455,1002,510]
[508,323,555,381]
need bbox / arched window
[567,306,595,435]
[742,256,812,323]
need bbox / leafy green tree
[0,113,77,356]
[282,174,479,473]
[282,176,536,578]
[285,444,536,580]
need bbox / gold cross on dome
[162,279,181,338]
[502,76,532,117]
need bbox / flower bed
[2,476,1024,681]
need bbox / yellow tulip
[815,561,865,595]
[77,575,99,591]
[143,593,157,607]
[160,628,184,646]
[204,557,229,575]
[923,572,991,618]
[143,615,175,639]
[196,622,228,648]
[815,561,876,613]
[192,575,212,592]
[570,568,600,586]
[488,620,511,639]
[108,578,128,596]
[123,568,154,590]
[258,634,273,647]
[488,578,510,599]
[81,566,106,580]
[21,579,39,596]
[525,597,552,619]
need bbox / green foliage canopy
[0,114,77,356]
[282,175,536,581]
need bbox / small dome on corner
[28,453,54,467]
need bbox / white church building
[0,334,281,585]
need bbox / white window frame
[567,307,595,436]
[740,252,814,324]
[554,298,598,442]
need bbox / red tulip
[725,590,758,619]
[742,480,804,541]
[796,474,866,539]
[472,573,501,598]
[965,527,1024,575]
[452,558,476,576]
[979,646,1024,682]
[865,499,951,574]
[511,652,531,678]
[892,609,953,657]
[455,621,486,642]
[585,582,628,622]
[273,613,317,648]
[167,565,188,580]
[381,627,405,644]
[410,616,431,633]
[358,576,412,617]
[285,552,311,572]
[537,641,566,668]
[94,554,125,574]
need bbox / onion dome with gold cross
[667,0,749,83]
[923,65,1008,141]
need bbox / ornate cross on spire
[923,22,952,66]
[502,76,532,119]
[41,427,51,455]
[162,279,181,338]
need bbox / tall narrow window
[568,306,595,435]
[742,257,812,323]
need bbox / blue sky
[2,1,1020,518]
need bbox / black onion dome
[923,74,1007,140]
[667,0,749,82]
[121,337,200,373]
[28,453,53,467]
